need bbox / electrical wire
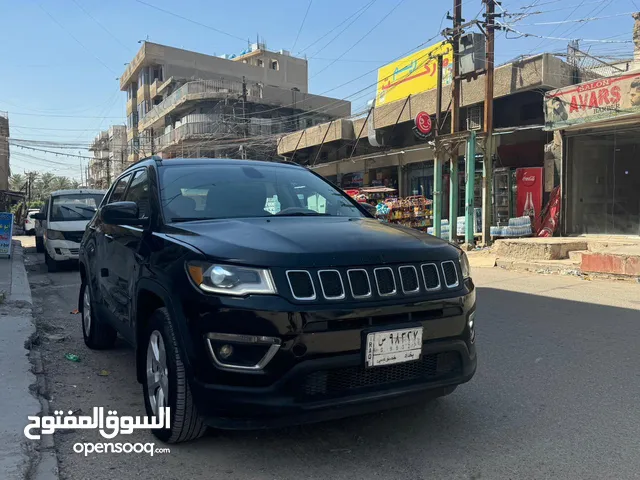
[37,3,116,75]
[291,0,313,53]
[132,0,247,43]
[310,0,408,80]
[70,0,133,53]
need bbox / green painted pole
[433,152,443,238]
[448,154,459,242]
[465,130,476,244]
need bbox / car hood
[164,217,459,268]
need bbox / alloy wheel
[82,286,91,334]
[146,330,169,416]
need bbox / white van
[34,189,106,272]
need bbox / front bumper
[193,338,475,429]
[45,239,80,261]
[179,280,477,429]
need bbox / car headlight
[186,262,277,296]
[46,229,64,240]
[460,251,471,279]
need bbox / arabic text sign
[545,72,640,130]
[376,42,453,106]
[24,406,171,440]
[0,213,13,257]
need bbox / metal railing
[139,79,258,126]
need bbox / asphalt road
[23,241,640,480]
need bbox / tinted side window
[124,169,150,219]
[109,175,132,203]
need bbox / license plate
[365,327,423,367]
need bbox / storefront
[545,72,640,236]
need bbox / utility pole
[448,0,463,242]
[241,76,248,160]
[433,55,444,239]
[481,0,496,246]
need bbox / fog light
[218,344,233,359]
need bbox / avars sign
[544,72,640,130]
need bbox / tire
[45,249,59,273]
[142,308,207,444]
[35,236,44,253]
[80,279,117,349]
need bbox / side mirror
[101,201,146,226]
[33,213,46,221]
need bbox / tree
[34,172,55,201]
[9,173,25,192]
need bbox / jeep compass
[79,157,477,444]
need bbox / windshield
[50,194,104,222]
[160,164,364,222]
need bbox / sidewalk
[0,240,57,480]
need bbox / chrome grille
[374,267,396,296]
[347,269,371,298]
[421,263,441,291]
[441,261,459,288]
[317,270,345,300]
[286,270,316,300]
[398,266,420,294]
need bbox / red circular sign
[415,112,432,135]
[521,172,537,187]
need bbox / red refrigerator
[515,167,543,219]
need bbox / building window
[127,112,138,128]
[152,66,163,82]
[271,60,279,70]
[257,59,264,67]
[138,67,149,86]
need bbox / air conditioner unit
[466,105,482,131]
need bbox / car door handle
[105,234,114,241]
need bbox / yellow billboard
[376,42,453,106]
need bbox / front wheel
[35,236,44,253]
[80,279,117,349]
[142,308,207,443]
[44,249,59,273]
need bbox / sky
[1,0,638,181]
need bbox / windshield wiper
[59,205,89,218]
[169,217,218,223]
[275,212,330,217]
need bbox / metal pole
[451,0,462,135]
[433,146,443,239]
[433,55,445,238]
[449,151,459,242]
[482,0,496,245]
[311,120,334,166]
[465,130,476,244]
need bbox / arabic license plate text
[365,327,423,367]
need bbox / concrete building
[119,42,350,162]
[88,125,127,189]
[0,112,9,191]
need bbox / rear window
[50,194,104,222]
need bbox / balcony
[154,116,229,152]
[138,79,253,131]
[126,97,135,116]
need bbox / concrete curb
[7,241,60,480]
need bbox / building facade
[119,42,350,162]
[88,125,127,189]
[545,71,640,236]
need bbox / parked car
[34,201,48,253]
[34,189,105,272]
[24,209,40,235]
[79,157,476,444]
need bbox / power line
[514,10,637,26]
[133,0,247,43]
[37,3,116,75]
[297,1,375,54]
[308,1,378,58]
[70,0,133,53]
[310,0,407,80]
[5,111,124,119]
[291,0,313,52]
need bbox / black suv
[79,157,476,443]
